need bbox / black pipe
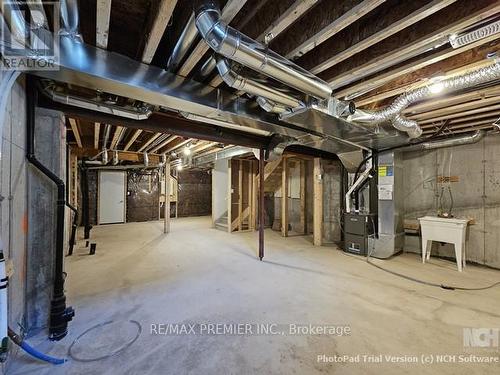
[26,75,74,341]
[258,149,265,261]
[66,203,78,256]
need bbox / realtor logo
[463,328,500,348]
[1,1,60,70]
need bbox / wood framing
[313,158,323,246]
[300,160,306,235]
[68,118,82,148]
[164,162,171,234]
[227,159,232,233]
[281,157,289,237]
[141,0,178,64]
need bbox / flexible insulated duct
[350,60,500,138]
[195,2,332,99]
[403,130,486,151]
[216,59,304,109]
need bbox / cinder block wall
[403,135,500,268]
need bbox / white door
[98,171,126,224]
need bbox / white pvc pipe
[345,157,372,213]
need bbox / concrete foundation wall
[403,135,500,268]
[26,107,66,333]
[0,75,66,340]
[323,159,342,244]
[0,75,28,333]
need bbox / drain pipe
[195,1,332,100]
[216,58,304,109]
[80,161,92,240]
[350,60,500,138]
[26,76,74,340]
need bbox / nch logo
[463,328,500,348]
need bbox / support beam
[151,135,178,154]
[238,160,243,231]
[275,0,386,59]
[281,157,289,237]
[68,118,82,148]
[299,0,457,74]
[337,35,500,100]
[123,129,142,151]
[259,149,265,260]
[313,158,322,246]
[300,160,306,235]
[164,161,171,233]
[109,125,125,149]
[138,132,161,152]
[163,138,190,154]
[96,0,112,49]
[72,147,161,163]
[94,122,100,150]
[324,0,500,88]
[228,159,232,234]
[177,0,247,76]
[257,0,319,43]
[142,0,178,64]
[247,160,255,231]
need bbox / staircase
[215,211,228,231]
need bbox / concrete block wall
[403,135,500,268]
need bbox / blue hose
[20,341,66,365]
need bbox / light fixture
[429,82,445,94]
[183,146,191,156]
[176,165,183,171]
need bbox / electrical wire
[68,320,142,362]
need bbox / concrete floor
[7,216,500,374]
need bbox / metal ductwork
[195,2,332,100]
[1,0,30,48]
[256,97,289,114]
[198,56,217,80]
[45,87,152,120]
[403,130,486,152]
[60,0,81,39]
[167,12,198,72]
[350,60,500,138]
[216,59,304,109]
